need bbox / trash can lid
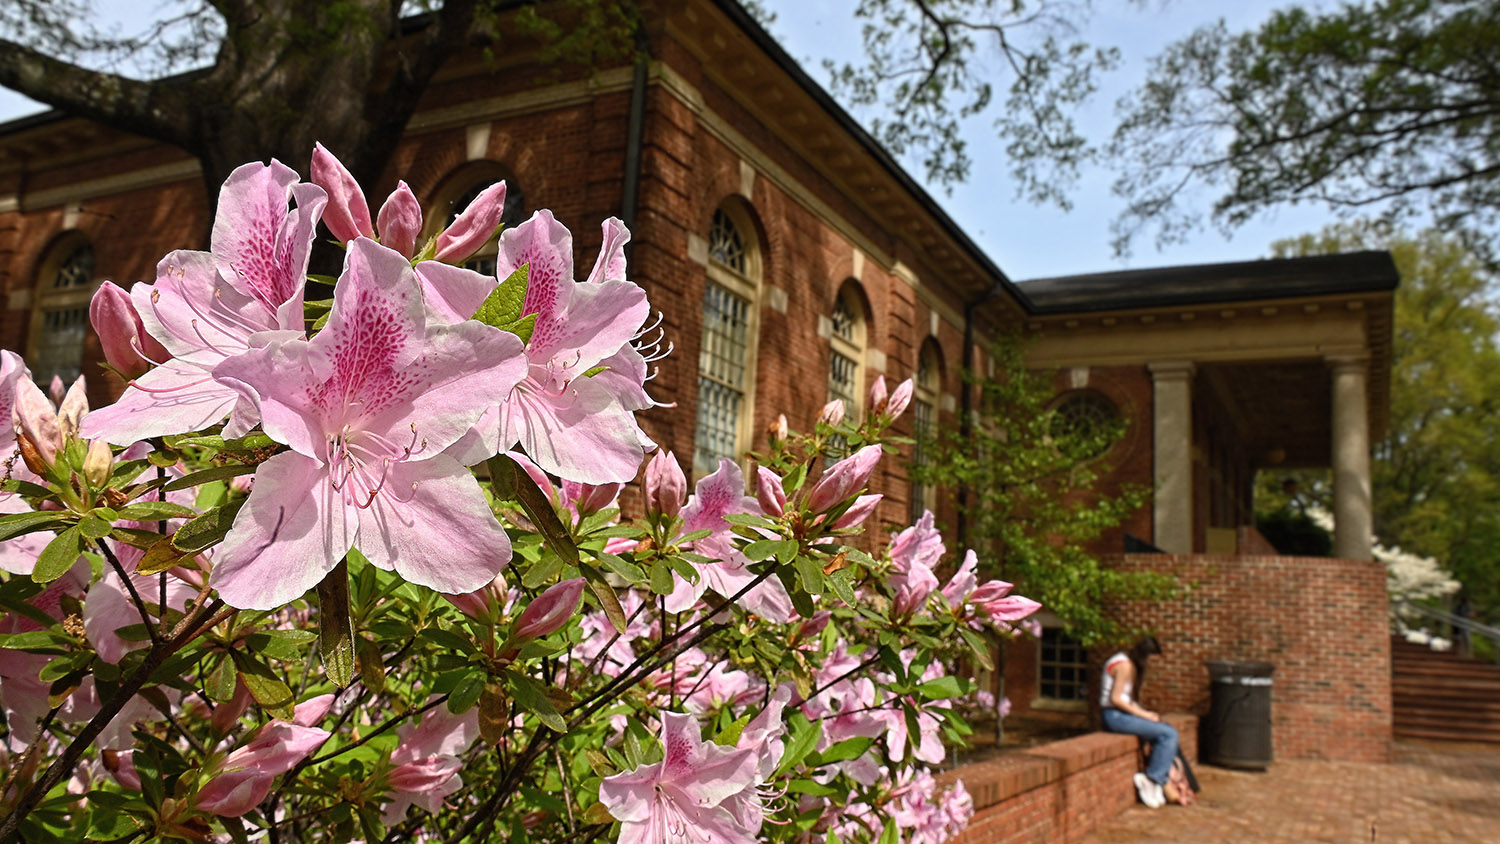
[1206,660,1275,679]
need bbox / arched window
[826,281,868,456]
[693,204,762,478]
[1049,390,1121,461]
[909,339,943,522]
[424,162,526,276]
[29,233,96,385]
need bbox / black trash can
[1202,660,1274,770]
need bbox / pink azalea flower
[738,684,793,780]
[435,182,506,263]
[598,712,762,844]
[833,493,882,529]
[868,376,889,415]
[0,350,28,453]
[209,238,526,609]
[382,703,480,824]
[195,697,332,817]
[817,399,846,427]
[664,460,794,622]
[376,181,423,259]
[891,511,946,575]
[887,378,915,420]
[84,161,327,443]
[430,211,656,484]
[940,551,1042,629]
[755,466,786,517]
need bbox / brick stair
[1392,637,1500,744]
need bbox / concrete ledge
[943,714,1199,844]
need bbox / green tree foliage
[915,335,1169,646]
[1112,0,1500,259]
[0,1,636,200]
[1272,222,1500,621]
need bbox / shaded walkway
[1079,741,1500,844]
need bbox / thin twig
[94,539,162,646]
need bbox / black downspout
[620,31,650,239]
[957,287,1000,549]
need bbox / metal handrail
[1393,600,1500,654]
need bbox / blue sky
[0,1,1342,279]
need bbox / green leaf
[826,569,857,607]
[78,513,113,540]
[497,454,579,567]
[580,561,629,634]
[135,538,189,576]
[206,656,238,702]
[598,553,645,583]
[449,672,485,714]
[171,499,245,553]
[246,629,316,662]
[917,675,968,700]
[714,714,752,746]
[958,627,995,671]
[317,559,356,688]
[649,558,675,595]
[114,501,197,522]
[878,819,899,844]
[793,556,825,596]
[0,510,70,542]
[504,670,567,733]
[420,626,477,656]
[33,526,84,583]
[774,713,822,777]
[723,513,777,529]
[809,736,876,765]
[520,552,564,590]
[235,660,296,721]
[472,265,537,341]
[161,464,258,492]
[786,778,838,796]
[0,630,66,652]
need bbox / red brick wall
[1107,553,1391,763]
[946,714,1197,844]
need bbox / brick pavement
[1078,741,1500,844]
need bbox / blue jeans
[1101,707,1178,785]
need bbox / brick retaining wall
[943,714,1198,844]
[1106,553,1391,763]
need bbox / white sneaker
[1133,772,1165,809]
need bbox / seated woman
[1100,636,1179,809]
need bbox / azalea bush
[0,150,1039,844]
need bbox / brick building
[0,0,1396,762]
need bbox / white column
[1150,361,1196,554]
[1329,356,1373,561]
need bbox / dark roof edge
[706,0,1023,311]
[0,106,66,136]
[1019,251,1400,316]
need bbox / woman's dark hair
[1129,636,1163,697]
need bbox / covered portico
[1014,252,1397,559]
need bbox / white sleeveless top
[1100,652,1133,708]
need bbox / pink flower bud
[211,680,253,734]
[446,571,509,619]
[768,413,788,443]
[817,399,846,427]
[104,749,141,790]
[563,480,622,517]
[90,281,168,379]
[644,450,687,520]
[310,143,373,244]
[47,375,65,406]
[436,181,506,263]
[377,181,423,259]
[12,378,60,466]
[57,376,88,441]
[83,439,113,486]
[514,577,585,640]
[796,611,832,640]
[756,466,786,517]
[868,376,889,415]
[806,445,882,514]
[832,494,881,529]
[976,595,1042,624]
[887,378,914,420]
[969,579,1014,604]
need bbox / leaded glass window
[694,282,751,476]
[1049,390,1119,461]
[32,242,95,385]
[708,209,746,274]
[1039,627,1089,701]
